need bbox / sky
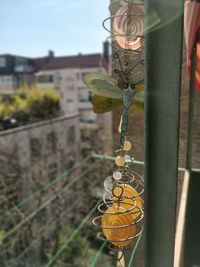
[0,0,110,57]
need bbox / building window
[0,57,6,68]
[78,87,90,102]
[89,92,92,102]
[68,85,74,90]
[67,126,75,145]
[30,138,41,160]
[65,76,74,81]
[76,73,82,80]
[65,155,75,168]
[81,129,90,142]
[37,75,53,83]
[15,57,28,67]
[46,132,57,152]
[48,162,58,181]
[80,110,97,123]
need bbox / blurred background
[0,1,200,267]
[0,1,124,267]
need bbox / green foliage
[53,224,112,267]
[0,86,60,130]
[26,88,60,122]
[57,225,90,266]
[0,230,6,247]
[133,101,144,113]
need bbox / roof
[0,54,31,60]
[32,57,49,72]
[38,53,103,71]
[0,52,108,73]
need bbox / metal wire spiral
[103,0,144,53]
[92,0,145,259]
[93,149,144,253]
[103,0,145,90]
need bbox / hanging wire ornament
[113,3,144,50]
[103,0,144,54]
[88,0,145,263]
[93,141,144,252]
[91,0,144,263]
[111,49,144,146]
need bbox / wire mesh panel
[0,155,117,267]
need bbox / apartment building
[35,44,112,154]
[0,54,35,89]
[0,50,56,90]
[0,43,112,153]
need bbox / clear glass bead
[124,155,131,162]
[113,171,122,180]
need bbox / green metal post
[144,1,184,267]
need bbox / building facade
[0,44,112,154]
[35,47,112,154]
[0,54,35,89]
[0,114,80,266]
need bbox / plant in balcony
[0,86,61,130]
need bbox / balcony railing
[14,65,34,73]
[78,101,92,109]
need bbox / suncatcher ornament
[83,0,145,263]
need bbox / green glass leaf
[134,91,144,102]
[133,101,144,112]
[82,72,123,99]
[91,95,122,113]
[91,95,144,114]
[135,84,144,93]
[132,71,144,85]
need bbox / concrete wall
[36,67,113,154]
[0,113,80,207]
[0,114,80,266]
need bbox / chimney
[48,50,54,59]
[103,41,109,63]
[103,41,110,72]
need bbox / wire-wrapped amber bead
[115,155,125,167]
[101,206,136,247]
[123,141,132,152]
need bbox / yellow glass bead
[101,206,136,247]
[115,155,125,167]
[123,141,132,152]
[112,184,143,220]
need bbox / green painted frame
[144,1,184,266]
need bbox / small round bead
[113,171,122,180]
[123,141,132,151]
[124,155,131,162]
[115,155,125,167]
